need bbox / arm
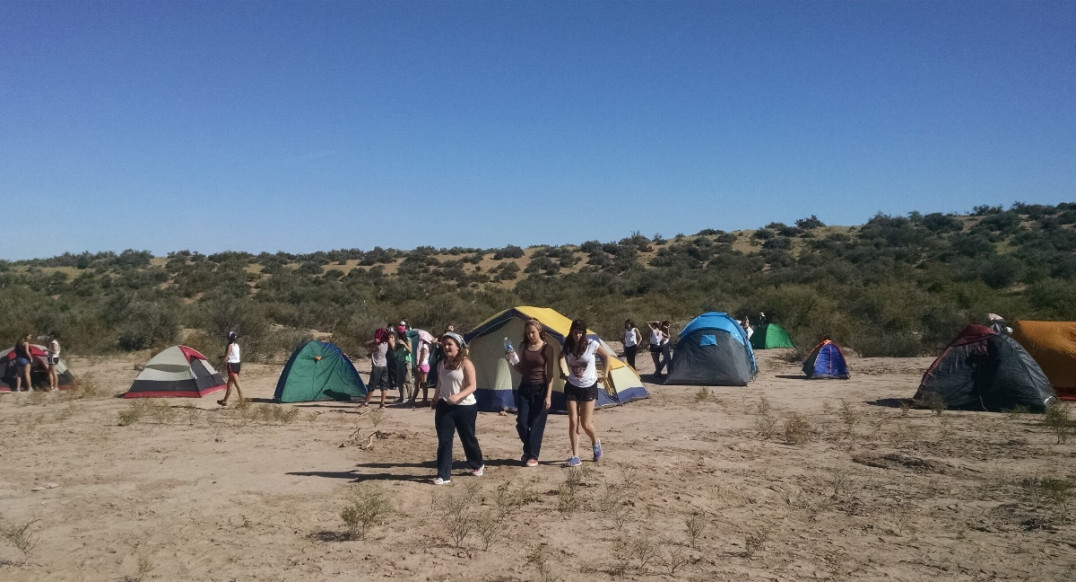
[633,328,642,345]
[597,343,613,381]
[543,344,555,409]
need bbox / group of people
[361,321,436,408]
[371,317,611,485]
[621,319,674,378]
[8,332,62,392]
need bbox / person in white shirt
[218,331,243,406]
[559,319,611,467]
[623,319,642,369]
[430,332,484,485]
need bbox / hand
[544,398,551,410]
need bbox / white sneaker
[432,477,451,485]
[472,465,485,477]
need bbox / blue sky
[2,0,1073,261]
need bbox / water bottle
[504,337,520,365]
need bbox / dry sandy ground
[1,350,1074,581]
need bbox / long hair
[564,319,588,357]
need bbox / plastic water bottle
[504,337,520,365]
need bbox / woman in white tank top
[430,332,484,485]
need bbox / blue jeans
[434,400,483,480]
[515,382,549,461]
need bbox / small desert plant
[340,486,394,541]
[149,401,176,424]
[839,399,860,435]
[661,542,690,575]
[631,538,658,571]
[438,489,475,547]
[367,408,385,429]
[474,510,507,551]
[1043,402,1073,444]
[827,467,851,499]
[694,386,713,402]
[122,555,155,582]
[527,546,559,582]
[684,512,707,548]
[743,527,769,558]
[597,484,630,530]
[1,518,39,562]
[916,392,947,416]
[118,400,151,426]
[784,413,813,445]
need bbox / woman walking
[13,333,33,392]
[218,331,244,406]
[508,318,554,467]
[431,332,484,485]
[560,319,611,467]
[363,328,391,408]
[623,319,642,369]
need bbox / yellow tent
[463,306,649,411]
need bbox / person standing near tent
[560,319,610,467]
[13,333,34,392]
[431,331,484,485]
[660,321,673,374]
[647,321,668,378]
[46,332,61,391]
[409,332,432,406]
[392,328,412,403]
[217,331,244,406]
[623,319,642,370]
[508,318,555,467]
[740,317,754,340]
[363,328,391,408]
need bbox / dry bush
[1043,402,1072,444]
[784,413,813,445]
[340,486,394,541]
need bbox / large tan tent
[1011,320,1076,400]
[463,306,649,412]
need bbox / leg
[454,404,484,471]
[528,388,550,461]
[514,388,531,460]
[434,401,457,481]
[566,400,580,458]
[650,348,663,375]
[625,345,637,369]
[579,400,598,445]
[230,374,244,403]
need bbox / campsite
[1,346,1073,581]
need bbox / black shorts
[227,362,241,376]
[564,382,598,402]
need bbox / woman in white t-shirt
[622,319,642,370]
[648,321,667,377]
[430,332,484,485]
[218,331,244,406]
[559,319,611,467]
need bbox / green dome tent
[750,323,795,349]
[274,341,367,403]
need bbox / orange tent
[1011,320,1076,400]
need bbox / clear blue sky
[2,0,1073,261]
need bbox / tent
[665,312,757,385]
[0,344,77,391]
[1010,320,1076,401]
[913,324,1056,412]
[802,340,850,379]
[464,306,649,412]
[274,341,367,403]
[123,345,225,398]
[750,323,795,349]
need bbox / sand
[0,349,1073,581]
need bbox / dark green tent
[274,341,367,403]
[750,323,795,349]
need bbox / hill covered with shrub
[2,202,1074,360]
